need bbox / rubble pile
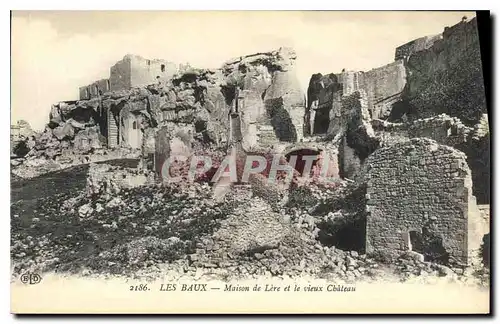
[11,180,235,276]
[132,185,386,282]
[85,163,155,199]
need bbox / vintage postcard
[10,10,490,314]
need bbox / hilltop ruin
[11,17,490,274]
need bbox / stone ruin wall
[403,18,486,126]
[129,55,178,89]
[365,138,486,266]
[154,123,195,177]
[373,114,472,148]
[372,113,490,204]
[109,57,133,91]
[305,17,486,145]
[108,54,179,93]
[394,34,442,61]
[39,47,306,182]
[336,91,379,180]
[306,59,406,139]
[305,18,489,211]
[13,17,491,271]
[79,79,111,100]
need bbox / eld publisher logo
[20,272,42,285]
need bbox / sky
[11,11,475,130]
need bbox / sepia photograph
[9,10,491,314]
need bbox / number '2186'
[130,284,149,291]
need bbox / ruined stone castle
[42,17,489,268]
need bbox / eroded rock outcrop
[222,47,306,150]
[402,18,487,126]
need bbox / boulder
[73,127,102,152]
[78,203,94,218]
[53,122,75,140]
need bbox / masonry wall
[373,114,472,148]
[305,73,343,136]
[339,136,362,179]
[365,138,477,266]
[337,71,363,97]
[129,55,178,88]
[78,87,88,100]
[154,123,195,178]
[110,54,178,92]
[109,56,132,91]
[118,106,143,149]
[306,61,406,139]
[239,88,269,149]
[372,113,490,204]
[338,91,379,180]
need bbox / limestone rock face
[221,47,306,149]
[53,122,75,140]
[403,18,487,126]
[154,124,195,177]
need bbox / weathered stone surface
[372,113,490,205]
[364,138,486,266]
[402,18,487,126]
[53,122,75,140]
[221,47,305,149]
[11,120,35,156]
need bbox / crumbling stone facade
[79,54,180,100]
[109,54,178,92]
[305,18,489,215]
[154,123,195,177]
[306,17,485,139]
[305,60,406,138]
[364,138,487,267]
[79,79,111,100]
[372,113,490,204]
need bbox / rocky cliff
[402,18,487,126]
